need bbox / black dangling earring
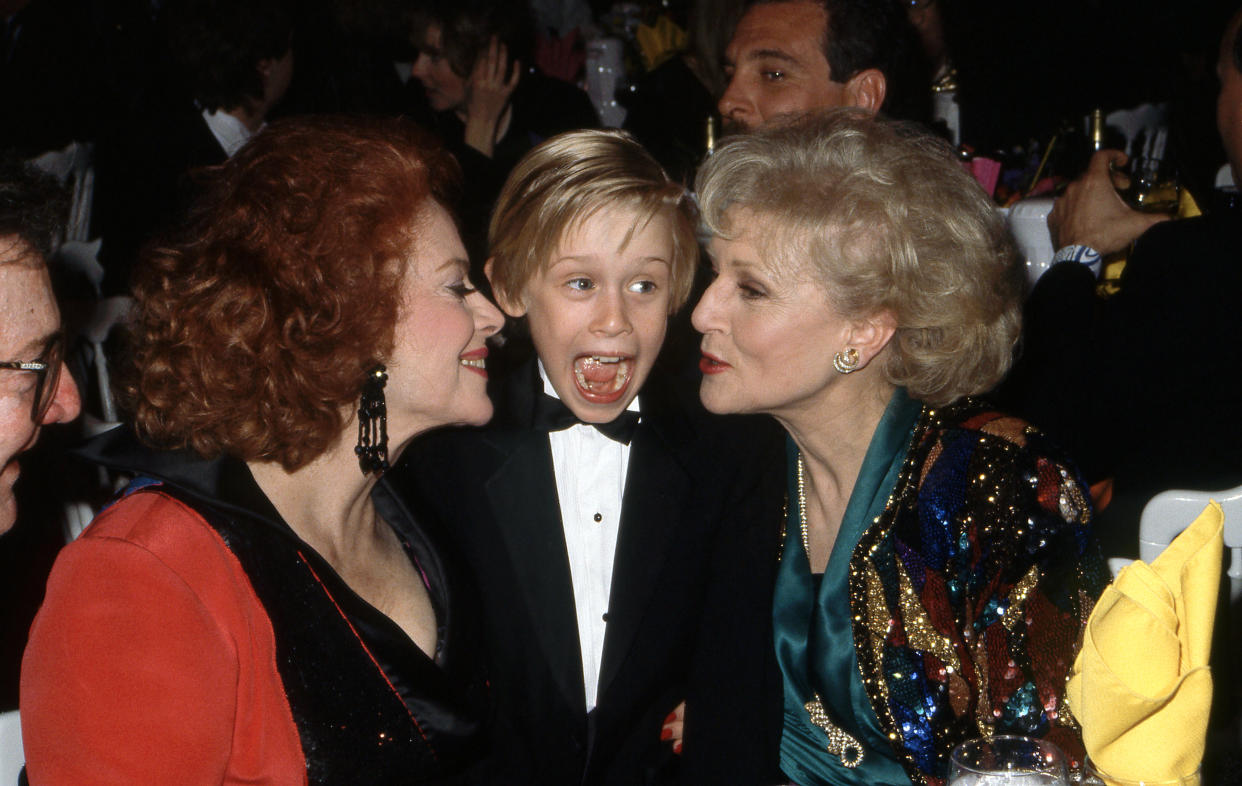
[355,365,389,475]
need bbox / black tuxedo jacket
[395,362,784,784]
[1000,211,1242,557]
[94,102,227,294]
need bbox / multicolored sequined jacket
[847,399,1108,786]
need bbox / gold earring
[833,348,860,374]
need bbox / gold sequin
[1001,565,1042,632]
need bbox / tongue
[576,357,620,390]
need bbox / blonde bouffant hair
[696,108,1023,407]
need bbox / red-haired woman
[20,116,504,784]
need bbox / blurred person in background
[407,0,598,279]
[93,0,296,295]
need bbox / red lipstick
[699,352,730,375]
[460,347,489,378]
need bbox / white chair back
[583,37,626,127]
[54,238,103,297]
[1216,164,1235,190]
[1104,102,1170,163]
[1003,196,1056,288]
[83,296,132,424]
[0,710,23,786]
[29,141,94,244]
[1139,485,1242,604]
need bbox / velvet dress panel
[20,427,492,785]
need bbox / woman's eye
[566,278,593,292]
[762,70,785,82]
[448,282,476,299]
[628,280,657,294]
[739,281,766,299]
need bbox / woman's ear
[845,310,897,369]
[485,257,527,318]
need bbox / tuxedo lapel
[595,408,692,701]
[483,428,587,712]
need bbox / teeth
[460,357,486,369]
[574,355,631,393]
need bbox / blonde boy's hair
[487,129,698,312]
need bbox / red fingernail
[660,727,672,741]
[664,711,677,724]
[673,741,683,754]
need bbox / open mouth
[573,354,633,403]
[460,348,488,377]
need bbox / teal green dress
[775,389,922,786]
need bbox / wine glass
[948,736,1070,786]
[1080,758,1201,786]
[1124,153,1181,215]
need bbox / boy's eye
[628,280,657,294]
[566,278,594,292]
[762,70,785,82]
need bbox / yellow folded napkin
[1067,501,1223,782]
[635,16,686,72]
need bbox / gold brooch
[805,694,865,768]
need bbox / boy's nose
[591,291,631,336]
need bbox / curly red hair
[122,116,461,470]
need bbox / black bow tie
[531,393,641,445]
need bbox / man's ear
[256,56,278,82]
[845,309,897,369]
[485,257,527,318]
[842,68,887,114]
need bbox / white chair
[54,238,103,297]
[29,141,95,244]
[1003,196,1056,288]
[1216,164,1235,190]
[1139,485,1242,604]
[584,37,626,127]
[1104,102,1170,164]
[0,710,23,786]
[50,239,131,539]
[81,296,132,425]
[60,295,131,542]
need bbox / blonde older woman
[690,110,1107,786]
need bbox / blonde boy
[399,130,782,784]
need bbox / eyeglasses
[0,333,65,423]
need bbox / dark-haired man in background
[717,0,929,132]
[93,0,295,295]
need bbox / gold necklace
[797,452,810,558]
[795,451,865,769]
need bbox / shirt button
[602,613,609,622]
[593,512,602,522]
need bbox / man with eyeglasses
[0,159,81,534]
